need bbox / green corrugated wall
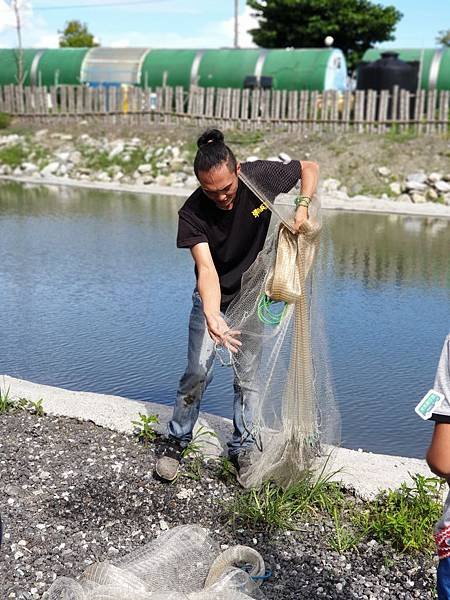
[140,49,197,88]
[36,48,90,86]
[0,49,42,86]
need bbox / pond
[1,181,449,458]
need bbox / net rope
[224,163,340,488]
[45,525,266,599]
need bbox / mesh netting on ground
[225,164,340,488]
[45,525,266,599]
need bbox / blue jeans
[168,290,258,456]
[438,558,450,599]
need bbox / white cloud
[105,5,260,49]
[220,4,259,48]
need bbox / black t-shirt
[177,159,301,310]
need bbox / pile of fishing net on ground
[226,162,340,489]
[45,525,267,599]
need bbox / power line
[0,0,170,11]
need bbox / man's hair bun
[197,129,225,149]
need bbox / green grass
[80,145,152,176]
[227,468,443,556]
[353,474,443,555]
[0,144,27,167]
[0,386,15,413]
[228,468,345,530]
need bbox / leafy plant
[181,425,218,459]
[0,112,12,129]
[183,456,204,481]
[132,413,159,445]
[28,398,45,417]
[353,474,444,554]
[215,456,237,483]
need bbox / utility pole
[234,0,239,48]
[8,0,24,85]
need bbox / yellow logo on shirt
[251,203,268,218]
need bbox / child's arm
[426,334,450,479]
[427,423,450,480]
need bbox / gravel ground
[0,411,438,599]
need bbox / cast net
[225,160,340,489]
[45,525,266,599]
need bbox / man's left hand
[293,205,309,233]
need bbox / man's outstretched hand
[205,313,241,353]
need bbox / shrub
[0,112,12,129]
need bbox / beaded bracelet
[294,195,312,209]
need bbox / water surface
[1,182,449,458]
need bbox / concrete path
[1,375,434,500]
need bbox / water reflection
[0,182,449,458]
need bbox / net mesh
[225,162,340,488]
[45,525,265,599]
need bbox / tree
[436,29,450,47]
[247,0,402,71]
[59,20,99,48]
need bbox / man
[156,128,319,481]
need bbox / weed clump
[0,112,12,129]
[354,474,443,554]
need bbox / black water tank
[357,52,419,91]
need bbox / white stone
[389,182,402,195]
[185,176,198,188]
[41,162,60,176]
[159,519,169,531]
[397,193,412,203]
[323,178,341,192]
[113,172,124,181]
[55,152,70,162]
[108,143,124,160]
[428,172,443,183]
[443,193,450,206]
[137,164,152,174]
[58,164,68,176]
[404,180,427,192]
[411,192,427,204]
[406,171,427,184]
[171,146,180,159]
[13,167,22,176]
[21,162,38,174]
[334,189,349,201]
[426,188,439,201]
[34,129,48,138]
[435,180,450,193]
[69,151,82,164]
[155,175,170,186]
[377,166,391,177]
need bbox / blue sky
[0,0,448,49]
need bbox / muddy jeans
[168,290,258,456]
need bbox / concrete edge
[1,174,450,220]
[1,375,435,500]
